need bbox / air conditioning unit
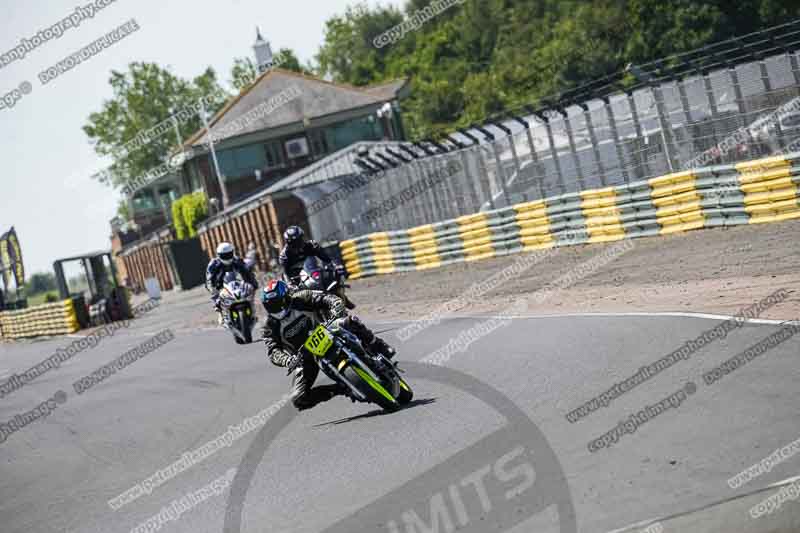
[285,137,310,159]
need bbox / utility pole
[169,110,190,196]
[199,99,230,209]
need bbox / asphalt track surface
[0,303,798,533]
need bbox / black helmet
[283,226,305,250]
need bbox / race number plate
[304,325,334,357]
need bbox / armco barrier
[340,152,800,279]
[0,299,81,340]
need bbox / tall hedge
[172,192,208,240]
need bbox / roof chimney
[253,27,274,73]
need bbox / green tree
[26,272,57,294]
[273,48,308,74]
[313,0,800,136]
[83,62,228,191]
[315,2,404,85]
[623,0,724,63]
[230,57,259,91]
[116,198,132,222]
[230,48,311,92]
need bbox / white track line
[500,311,798,326]
[766,473,800,489]
[372,311,798,327]
[606,473,800,533]
[606,518,661,533]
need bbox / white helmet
[216,242,235,265]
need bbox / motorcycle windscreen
[302,256,324,275]
[301,256,326,288]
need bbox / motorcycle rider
[260,279,395,410]
[279,226,337,280]
[279,225,354,308]
[244,242,260,272]
[206,242,258,324]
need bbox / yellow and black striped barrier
[340,153,800,279]
[0,299,81,340]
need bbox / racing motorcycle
[298,319,413,412]
[218,272,256,345]
[290,257,354,308]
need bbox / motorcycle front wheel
[232,316,253,344]
[342,365,400,412]
[396,378,413,405]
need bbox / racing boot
[296,384,346,411]
[369,336,395,360]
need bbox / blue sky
[0,0,400,276]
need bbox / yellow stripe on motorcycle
[399,380,410,392]
[338,359,348,371]
[353,367,396,404]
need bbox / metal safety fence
[339,152,800,279]
[293,46,800,244]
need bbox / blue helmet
[261,279,289,315]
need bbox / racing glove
[285,351,302,374]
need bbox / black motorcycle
[297,319,412,412]
[290,257,354,308]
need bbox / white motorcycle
[218,272,256,344]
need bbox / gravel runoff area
[347,219,800,322]
[89,218,798,337]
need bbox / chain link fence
[285,50,800,243]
